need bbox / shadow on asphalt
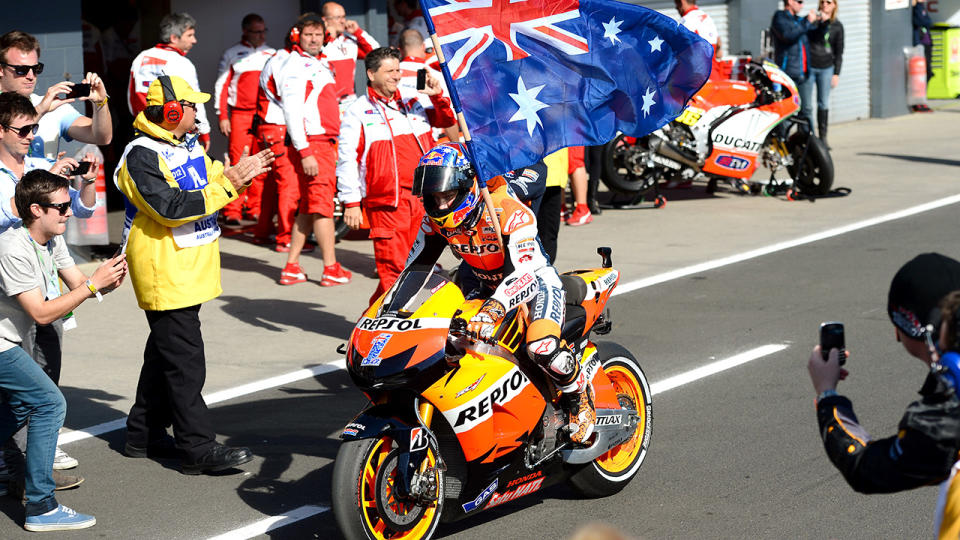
[219,366,363,538]
[60,386,127,432]
[217,295,356,338]
[857,152,960,168]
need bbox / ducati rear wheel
[332,436,445,540]
[568,342,652,497]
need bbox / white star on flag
[641,88,656,117]
[602,17,623,44]
[509,75,549,136]
[648,35,664,53]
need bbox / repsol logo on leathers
[451,369,529,432]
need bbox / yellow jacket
[114,113,239,311]
[542,148,569,189]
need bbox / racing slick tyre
[787,132,834,196]
[567,342,652,498]
[601,134,660,196]
[332,435,445,540]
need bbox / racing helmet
[413,142,481,229]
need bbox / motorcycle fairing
[424,354,545,463]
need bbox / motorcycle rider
[406,142,596,445]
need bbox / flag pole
[427,32,504,246]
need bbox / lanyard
[24,228,59,299]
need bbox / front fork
[395,398,444,502]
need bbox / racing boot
[529,337,597,445]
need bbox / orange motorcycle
[331,248,652,540]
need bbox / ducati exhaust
[648,137,700,172]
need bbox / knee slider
[528,336,579,386]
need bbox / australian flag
[420,0,714,182]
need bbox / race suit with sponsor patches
[406,181,565,357]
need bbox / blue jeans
[808,66,835,111]
[796,74,815,130]
[0,346,65,516]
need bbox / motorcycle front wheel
[787,132,834,196]
[332,435,445,540]
[567,342,653,498]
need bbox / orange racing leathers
[406,182,583,391]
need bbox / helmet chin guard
[414,142,481,229]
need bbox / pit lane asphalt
[0,102,958,538]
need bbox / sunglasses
[2,123,39,138]
[1,62,44,77]
[37,201,71,216]
[180,101,197,110]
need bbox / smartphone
[820,322,845,365]
[64,83,91,99]
[71,161,92,176]
[416,69,427,91]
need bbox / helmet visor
[412,164,470,198]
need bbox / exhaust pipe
[649,138,700,172]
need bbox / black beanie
[888,253,960,338]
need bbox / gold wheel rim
[359,437,441,539]
[594,365,647,474]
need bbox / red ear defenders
[158,75,183,129]
[289,26,300,45]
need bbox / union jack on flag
[427,0,589,80]
[420,0,714,183]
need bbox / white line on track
[205,505,329,540]
[200,344,789,539]
[650,344,789,395]
[58,360,347,445]
[614,194,960,295]
[60,195,957,536]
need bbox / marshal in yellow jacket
[114,112,240,311]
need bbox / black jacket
[808,20,844,75]
[771,10,814,83]
[816,370,960,494]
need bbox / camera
[64,83,91,100]
[71,161,92,176]
[416,69,427,91]
[820,322,845,365]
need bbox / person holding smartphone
[0,169,126,531]
[807,253,960,501]
[0,31,112,160]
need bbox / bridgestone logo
[448,368,530,432]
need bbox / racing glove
[467,299,505,340]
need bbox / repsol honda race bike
[602,58,834,207]
[331,248,652,540]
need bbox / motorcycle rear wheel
[332,436,445,540]
[567,342,652,498]
[787,132,834,196]
[601,134,660,196]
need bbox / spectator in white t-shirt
[0,31,112,160]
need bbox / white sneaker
[53,446,78,470]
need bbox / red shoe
[279,263,307,285]
[321,262,352,287]
[565,205,593,226]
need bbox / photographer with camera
[807,253,960,518]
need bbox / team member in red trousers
[214,13,274,224]
[337,47,455,304]
[275,15,351,287]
